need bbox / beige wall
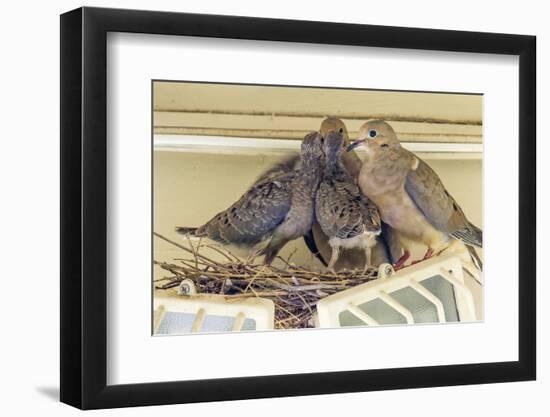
[153,82,482,144]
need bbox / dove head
[300,131,324,172]
[320,117,350,148]
[346,120,402,154]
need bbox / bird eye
[338,128,344,134]
[368,129,377,138]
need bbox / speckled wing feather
[196,172,295,246]
[254,154,331,265]
[316,175,381,240]
[405,154,482,247]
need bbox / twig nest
[154,232,378,329]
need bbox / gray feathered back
[405,154,482,247]
[196,172,295,245]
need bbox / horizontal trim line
[154,135,482,155]
[153,109,482,126]
[154,79,485,97]
[155,127,481,139]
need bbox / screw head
[177,279,197,295]
[377,263,395,279]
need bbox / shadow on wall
[35,386,59,402]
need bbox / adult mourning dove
[176,132,324,265]
[316,130,381,273]
[255,117,392,269]
[347,120,482,269]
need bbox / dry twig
[153,233,377,329]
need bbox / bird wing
[198,172,294,246]
[404,153,482,247]
[317,178,381,240]
[254,154,332,264]
[253,154,300,184]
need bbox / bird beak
[346,139,365,152]
[326,130,340,139]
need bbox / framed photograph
[60,6,536,409]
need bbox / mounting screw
[378,263,394,280]
[177,278,197,296]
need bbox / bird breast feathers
[329,232,378,250]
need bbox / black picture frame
[60,6,536,410]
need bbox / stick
[153,232,222,266]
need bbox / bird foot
[393,251,411,270]
[410,248,435,266]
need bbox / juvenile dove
[176,131,324,265]
[347,120,482,268]
[255,117,392,269]
[316,130,381,273]
[256,118,362,183]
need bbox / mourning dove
[256,118,362,183]
[347,120,482,269]
[255,117,392,269]
[316,130,381,274]
[176,132,324,265]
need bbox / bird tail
[175,226,198,236]
[303,229,327,266]
[452,222,482,248]
[466,245,483,271]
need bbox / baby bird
[347,120,482,269]
[255,117,362,183]
[176,131,324,265]
[315,129,382,274]
[255,117,393,269]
